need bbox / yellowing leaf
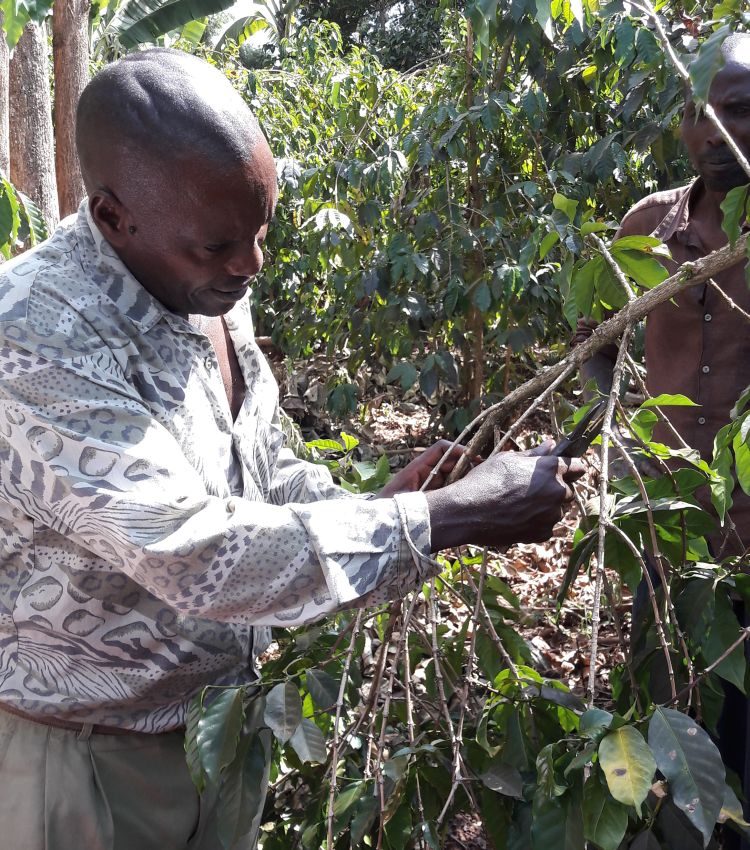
[598,726,656,811]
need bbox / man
[0,49,581,849]
[581,33,750,537]
[578,32,750,848]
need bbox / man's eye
[204,244,227,254]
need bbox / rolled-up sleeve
[0,337,433,628]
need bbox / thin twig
[326,609,363,850]
[589,325,634,705]
[604,520,678,701]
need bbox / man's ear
[89,189,132,249]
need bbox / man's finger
[557,457,586,483]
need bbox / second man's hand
[424,448,585,553]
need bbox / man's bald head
[721,32,750,68]
[76,48,263,192]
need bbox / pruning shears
[551,399,608,458]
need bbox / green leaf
[480,758,523,799]
[720,783,750,830]
[598,725,656,811]
[630,833,661,850]
[185,695,206,793]
[472,280,492,312]
[612,249,668,289]
[734,432,750,495]
[108,0,242,48]
[350,795,378,846]
[582,774,629,850]
[340,432,359,452]
[539,230,559,260]
[534,0,554,41]
[305,668,340,711]
[641,394,699,408]
[306,438,345,453]
[216,730,269,850]
[720,185,750,248]
[702,589,747,693]
[531,790,584,850]
[648,707,725,845]
[711,444,734,522]
[332,781,364,818]
[195,687,246,787]
[289,717,326,763]
[689,25,732,106]
[553,192,578,222]
[17,191,47,245]
[580,708,614,737]
[264,682,302,744]
[386,361,418,390]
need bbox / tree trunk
[0,13,10,177]
[53,0,90,218]
[9,21,59,231]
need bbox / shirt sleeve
[0,328,434,628]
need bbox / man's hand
[424,448,585,552]
[377,440,479,498]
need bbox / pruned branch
[448,231,750,481]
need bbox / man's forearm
[580,350,616,401]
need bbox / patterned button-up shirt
[0,202,432,732]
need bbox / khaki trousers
[0,709,266,850]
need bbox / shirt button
[701,365,710,374]
[226,500,236,514]
[204,355,214,370]
[704,313,712,322]
[698,416,706,425]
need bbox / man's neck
[691,181,737,251]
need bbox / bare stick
[707,278,750,323]
[490,363,576,455]
[623,353,692,451]
[604,520,678,700]
[438,551,487,826]
[589,325,634,705]
[610,428,695,690]
[326,609,363,850]
[671,626,750,706]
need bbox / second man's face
[681,62,750,193]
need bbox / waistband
[0,700,175,736]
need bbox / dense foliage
[198,0,704,430]
[179,4,750,850]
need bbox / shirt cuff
[393,490,435,581]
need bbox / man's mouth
[212,281,249,298]
[700,154,741,166]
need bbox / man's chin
[701,166,750,194]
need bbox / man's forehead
[708,60,750,101]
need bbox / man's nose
[704,109,728,146]
[225,241,263,278]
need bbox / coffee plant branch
[590,325,635,705]
[447,230,750,483]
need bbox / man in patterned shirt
[0,49,582,849]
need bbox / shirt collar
[652,177,702,246]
